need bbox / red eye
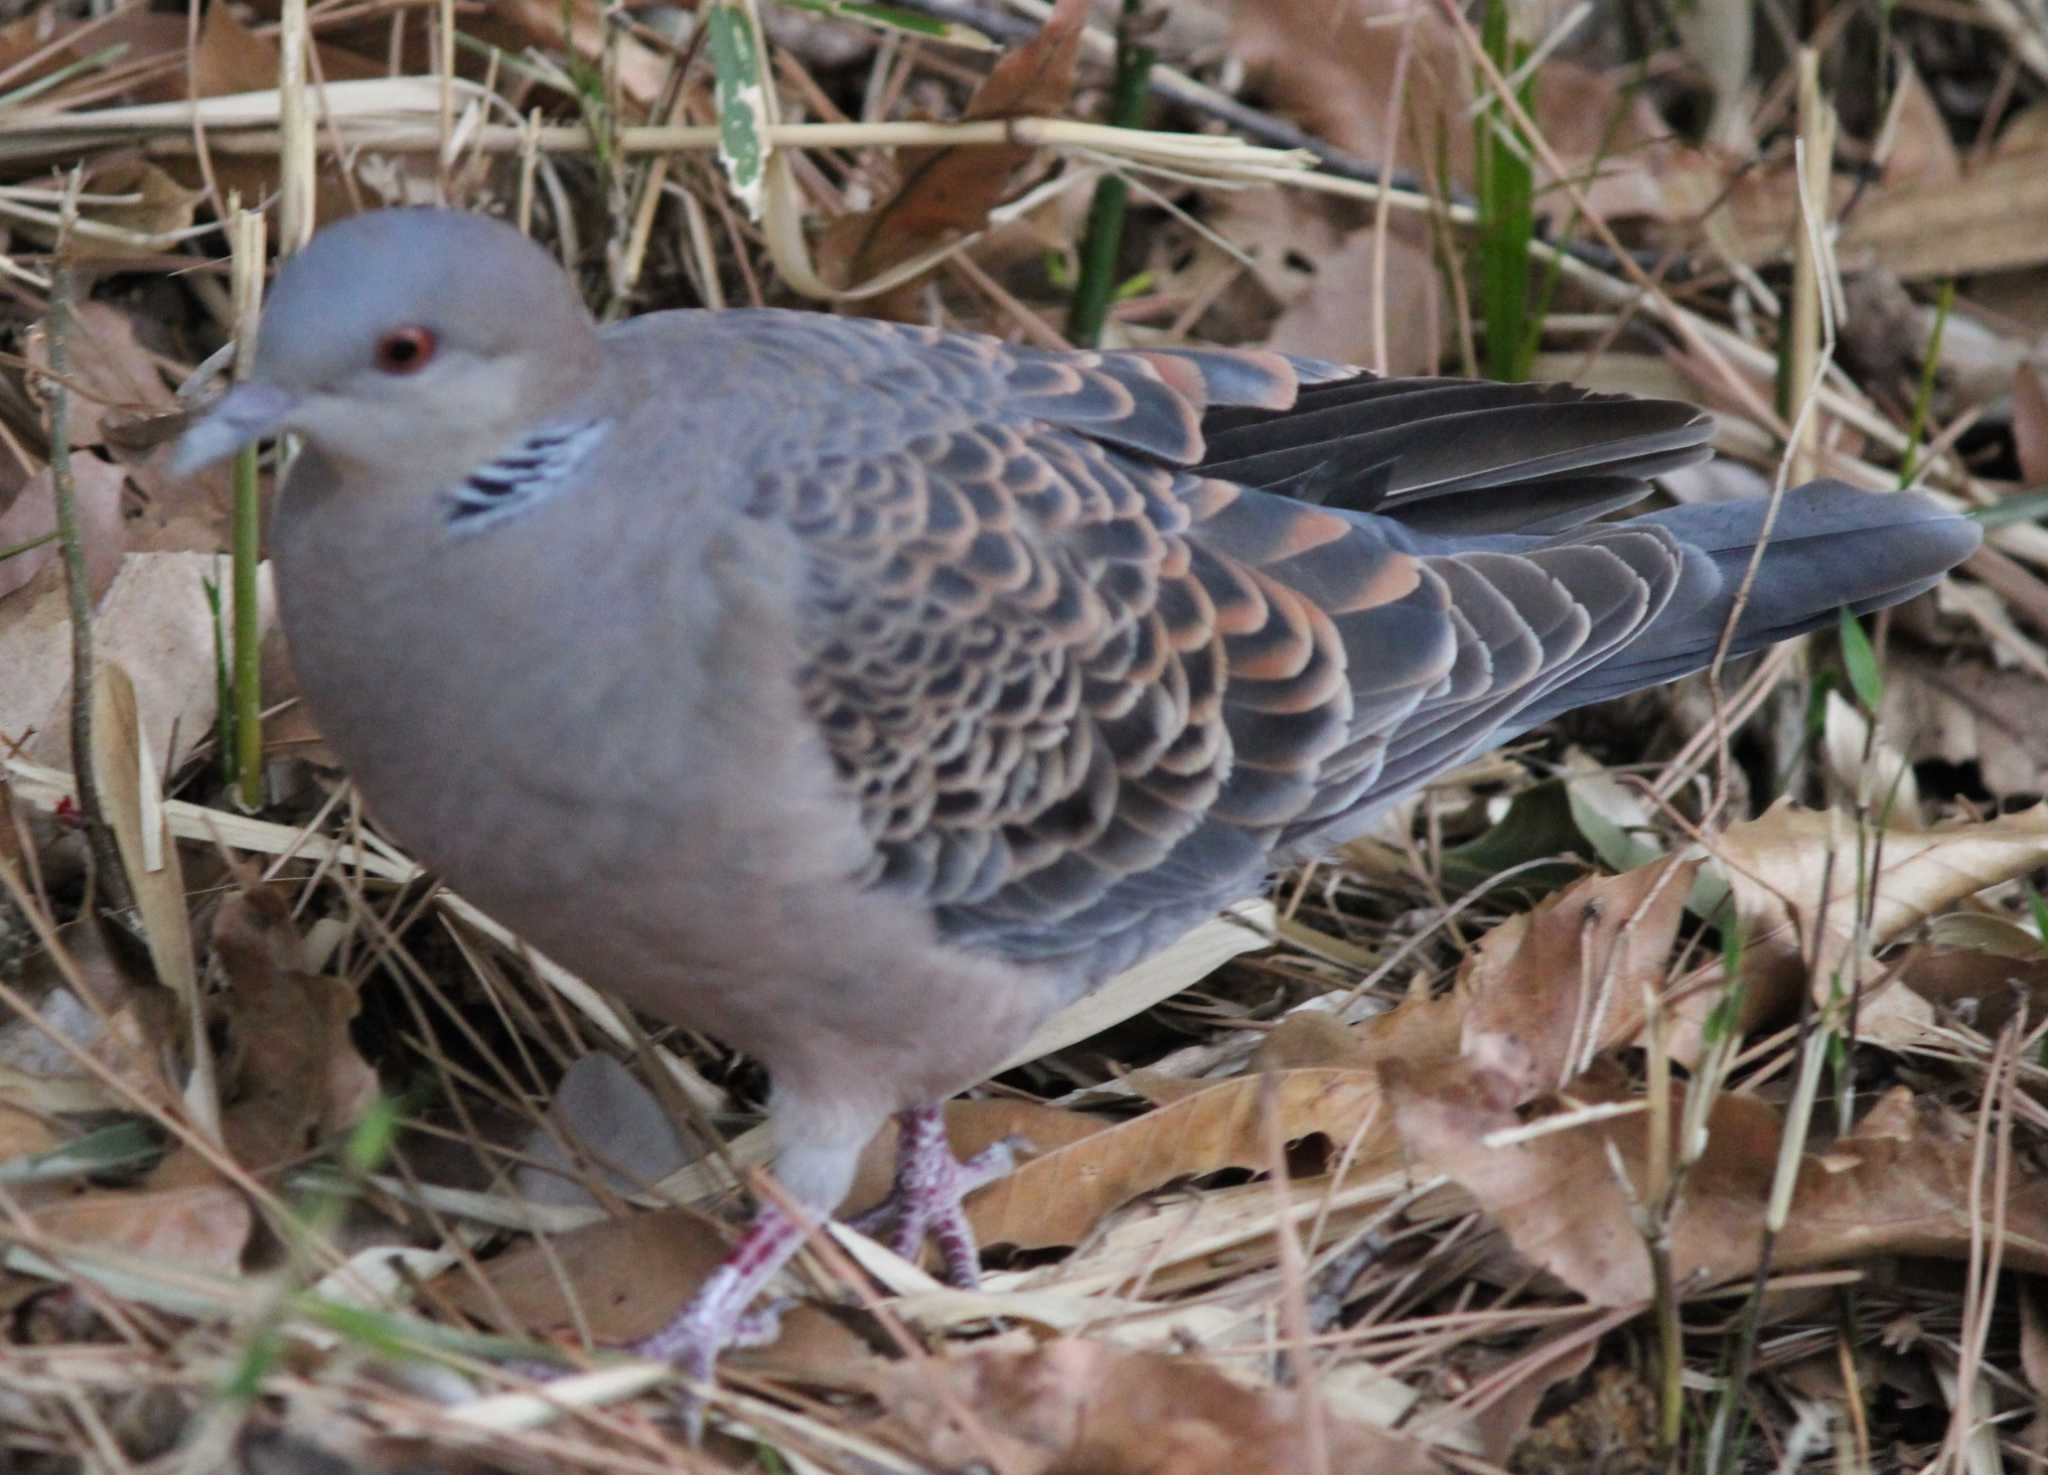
[374,326,436,374]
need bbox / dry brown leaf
[881,1337,1440,1475]
[1388,1062,2048,1304]
[170,4,393,227]
[1881,651,2048,802]
[1898,946,2048,1037]
[67,158,200,261]
[152,888,375,1189]
[0,1103,58,1165]
[0,11,187,111]
[1231,0,1471,181]
[468,1,672,110]
[26,301,177,450]
[1707,800,2048,1004]
[1836,147,2048,279]
[1526,59,1677,224]
[435,1203,879,1386]
[968,1068,1389,1250]
[438,1206,743,1342]
[32,1182,251,1278]
[0,457,125,605]
[1460,859,1697,1098]
[1881,59,1964,190]
[817,0,1086,299]
[1263,224,1443,377]
[218,887,375,1135]
[1469,1334,1601,1467]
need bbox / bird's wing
[734,312,1712,968]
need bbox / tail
[1510,481,1980,728]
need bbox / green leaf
[1837,607,1884,711]
[0,1119,161,1183]
[342,1094,400,1176]
[1438,779,1591,896]
[2025,883,2048,948]
[708,2,769,220]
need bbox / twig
[45,172,130,920]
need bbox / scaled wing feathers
[737,314,1711,969]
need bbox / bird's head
[172,208,601,487]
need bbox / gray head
[172,209,600,483]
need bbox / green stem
[1066,0,1153,347]
[1898,277,1954,487]
[232,442,263,811]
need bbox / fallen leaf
[1459,858,1698,1098]
[1898,946,2048,1037]
[969,1067,1390,1251]
[818,0,1086,298]
[2016,363,2048,488]
[68,159,201,261]
[881,1337,1440,1475]
[31,1182,251,1278]
[151,887,375,1188]
[167,4,398,230]
[1230,0,1470,180]
[434,1199,883,1385]
[439,1206,742,1342]
[0,457,126,605]
[1879,58,1963,190]
[1882,650,2048,802]
[1387,1063,2048,1304]
[1704,800,2048,1006]
[25,301,177,450]
[1264,223,1443,377]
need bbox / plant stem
[1066,0,1152,347]
[1899,277,1955,487]
[48,178,131,917]
[230,206,268,812]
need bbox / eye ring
[374,326,437,375]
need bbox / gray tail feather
[1511,481,1980,729]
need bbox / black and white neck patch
[445,419,610,531]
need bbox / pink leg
[848,1103,1020,1289]
[626,1201,804,1440]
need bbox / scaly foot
[847,1103,1024,1288]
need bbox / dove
[174,207,1979,1401]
